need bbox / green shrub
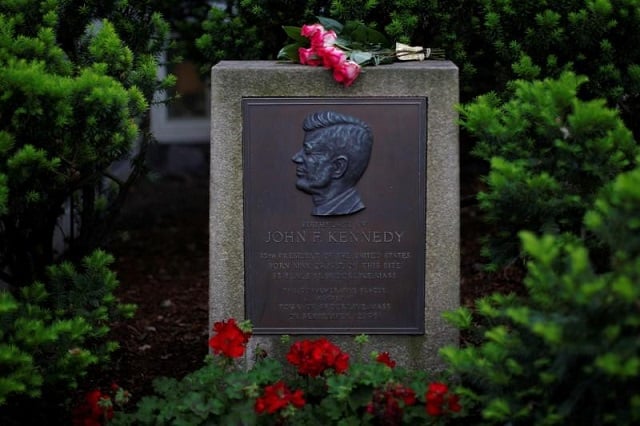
[0,2,168,421]
[194,0,640,110]
[460,71,637,268]
[195,1,480,95]
[585,158,640,263]
[441,165,640,425]
[470,0,640,135]
[148,0,213,73]
[0,0,170,288]
[196,0,330,66]
[0,250,135,414]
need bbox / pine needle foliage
[460,72,638,269]
[0,0,168,422]
[0,250,135,413]
[442,165,640,425]
[471,0,640,136]
[0,0,171,288]
[195,1,479,96]
[196,0,332,65]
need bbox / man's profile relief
[291,111,373,216]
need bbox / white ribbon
[395,42,429,61]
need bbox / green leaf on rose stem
[277,43,302,62]
[317,16,344,33]
[350,50,373,65]
[282,25,306,43]
[342,21,389,47]
[334,37,351,50]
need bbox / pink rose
[301,24,337,49]
[319,45,346,69]
[319,29,337,47]
[332,60,361,87]
[298,47,322,66]
[297,21,360,87]
[310,31,323,48]
[301,23,324,38]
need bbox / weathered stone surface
[210,61,459,371]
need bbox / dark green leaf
[349,51,373,65]
[317,16,344,33]
[282,25,306,43]
[277,43,302,62]
[348,387,374,410]
[342,21,389,47]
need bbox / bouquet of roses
[278,17,444,87]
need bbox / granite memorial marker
[210,61,458,369]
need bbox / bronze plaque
[243,97,426,334]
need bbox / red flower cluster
[376,351,397,368]
[298,23,361,87]
[286,337,349,377]
[254,380,305,415]
[366,383,417,425]
[72,389,114,426]
[425,382,461,416]
[208,318,251,358]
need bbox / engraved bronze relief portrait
[292,111,373,216]
[242,97,427,334]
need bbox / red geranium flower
[286,338,350,377]
[367,383,417,424]
[255,381,305,415]
[448,393,462,412]
[208,318,251,358]
[425,382,461,416]
[395,385,417,406]
[376,351,397,368]
[72,389,113,426]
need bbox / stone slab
[210,60,459,371]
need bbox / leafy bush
[441,164,640,425]
[195,1,479,94]
[0,250,135,418]
[471,0,640,135]
[0,1,170,421]
[113,321,462,425]
[460,72,637,268]
[196,0,330,66]
[0,0,170,288]
[195,0,640,110]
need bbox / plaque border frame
[242,97,427,334]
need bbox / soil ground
[100,163,524,405]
